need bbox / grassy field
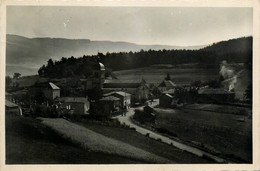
[114,64,219,85]
[153,108,252,163]
[185,103,252,116]
[40,118,172,164]
[5,114,145,164]
[76,120,212,163]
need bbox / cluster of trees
[38,37,252,78]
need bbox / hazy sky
[7,6,252,46]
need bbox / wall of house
[61,102,87,115]
[159,95,173,108]
[53,90,60,99]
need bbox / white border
[1,0,260,170]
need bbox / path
[114,99,228,163]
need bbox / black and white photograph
[1,0,259,169]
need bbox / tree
[5,76,12,86]
[244,83,252,100]
[13,73,21,79]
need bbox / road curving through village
[114,99,230,163]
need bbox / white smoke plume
[219,60,237,91]
[219,60,235,79]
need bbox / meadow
[153,107,252,163]
[114,64,219,85]
[5,114,146,164]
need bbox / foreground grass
[77,120,212,163]
[40,118,172,164]
[5,114,144,164]
[153,108,252,163]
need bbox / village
[5,53,253,164]
[6,55,244,120]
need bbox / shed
[56,97,90,115]
[5,100,21,115]
[198,88,235,103]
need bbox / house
[158,80,176,92]
[33,82,60,100]
[55,97,90,115]
[94,96,121,117]
[197,88,235,103]
[103,79,151,103]
[103,91,131,109]
[5,100,21,115]
[159,93,176,108]
[43,82,60,100]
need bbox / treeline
[38,37,252,78]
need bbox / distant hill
[6,34,205,76]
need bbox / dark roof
[104,83,141,88]
[34,82,60,90]
[56,97,89,103]
[158,80,176,88]
[198,88,235,95]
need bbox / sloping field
[153,108,252,162]
[6,114,142,164]
[114,64,219,85]
[40,118,172,163]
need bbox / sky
[7,6,253,46]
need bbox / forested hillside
[38,37,252,78]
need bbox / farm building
[158,80,176,92]
[5,100,21,115]
[103,91,131,109]
[103,79,151,103]
[197,88,235,103]
[32,82,60,100]
[55,97,90,115]
[159,93,176,108]
[94,96,121,117]
[43,82,60,100]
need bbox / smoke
[219,60,235,79]
[219,60,237,91]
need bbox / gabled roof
[34,82,60,90]
[198,88,234,95]
[5,100,18,108]
[162,93,173,98]
[56,97,89,103]
[158,80,176,88]
[49,82,60,90]
[103,91,131,97]
[162,89,175,95]
[99,96,120,101]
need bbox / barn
[198,88,235,103]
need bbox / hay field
[114,64,219,85]
[40,118,172,163]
